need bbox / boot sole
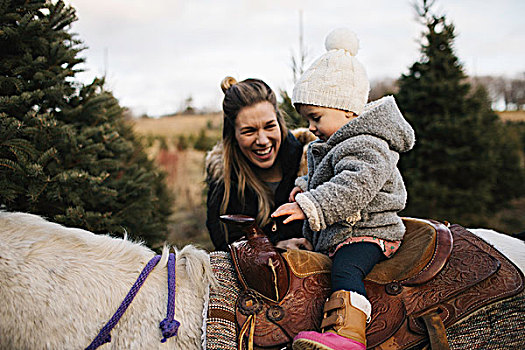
[293,339,334,350]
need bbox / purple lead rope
[159,252,180,342]
[86,252,179,350]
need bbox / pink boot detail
[293,331,366,350]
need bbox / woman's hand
[272,202,306,224]
[288,186,303,202]
[275,238,313,251]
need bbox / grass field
[131,113,222,137]
[131,111,525,136]
[132,114,220,251]
[498,110,525,122]
[131,111,525,135]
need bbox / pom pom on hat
[325,28,359,56]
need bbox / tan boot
[293,290,370,350]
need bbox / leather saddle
[221,215,524,350]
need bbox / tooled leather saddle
[220,215,524,350]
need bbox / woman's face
[234,101,282,169]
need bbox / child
[272,28,415,350]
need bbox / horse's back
[469,228,525,272]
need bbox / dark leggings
[331,242,384,296]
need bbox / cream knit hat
[292,28,369,115]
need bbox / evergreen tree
[395,0,524,225]
[0,0,172,246]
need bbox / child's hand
[289,186,303,202]
[271,202,306,224]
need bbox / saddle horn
[219,214,265,239]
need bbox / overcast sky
[66,0,525,117]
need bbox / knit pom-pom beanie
[292,28,369,115]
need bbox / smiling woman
[205,77,308,251]
[235,102,282,173]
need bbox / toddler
[272,28,415,350]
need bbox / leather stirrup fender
[420,310,450,350]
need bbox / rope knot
[101,334,111,345]
[160,318,180,343]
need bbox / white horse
[0,211,523,349]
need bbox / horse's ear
[158,246,171,268]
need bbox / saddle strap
[238,314,256,350]
[420,311,450,350]
[320,295,346,330]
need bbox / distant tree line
[469,74,525,111]
[370,74,525,111]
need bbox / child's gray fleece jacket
[295,96,415,254]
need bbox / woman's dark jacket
[205,131,305,251]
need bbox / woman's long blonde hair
[220,76,288,228]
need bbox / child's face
[297,104,355,141]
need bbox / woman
[206,76,312,251]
